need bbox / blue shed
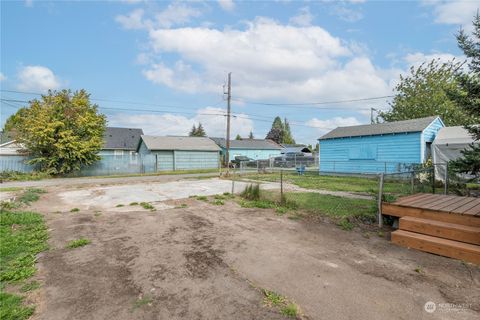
[318,116,444,174]
[138,136,221,171]
[210,138,282,161]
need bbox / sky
[1,0,479,146]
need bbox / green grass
[116,204,124,207]
[133,295,152,309]
[281,303,298,318]
[262,289,299,318]
[195,196,208,201]
[263,289,284,306]
[20,281,40,293]
[0,210,48,320]
[0,187,23,192]
[174,204,188,209]
[19,188,47,204]
[212,199,225,205]
[243,172,416,195]
[140,202,155,211]
[129,202,138,206]
[70,208,80,213]
[66,238,90,249]
[0,292,35,320]
[0,171,50,182]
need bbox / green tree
[283,118,295,144]
[188,124,197,136]
[4,89,106,174]
[450,13,480,176]
[235,134,242,140]
[379,59,474,126]
[188,123,207,137]
[248,131,254,139]
[265,116,295,144]
[265,127,284,144]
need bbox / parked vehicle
[230,156,253,167]
[274,152,315,167]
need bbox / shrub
[241,184,260,200]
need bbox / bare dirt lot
[21,178,480,320]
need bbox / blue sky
[1,0,478,145]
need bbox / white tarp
[432,126,477,181]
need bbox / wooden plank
[382,203,480,227]
[399,216,480,245]
[453,199,480,215]
[403,194,442,207]
[427,196,469,211]
[443,197,477,213]
[392,230,480,265]
[395,193,431,205]
[464,201,480,216]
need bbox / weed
[0,187,23,192]
[174,204,188,209]
[0,200,20,212]
[94,211,102,217]
[240,199,276,209]
[212,199,225,205]
[140,202,155,211]
[214,194,225,200]
[196,196,208,201]
[281,303,298,318]
[241,184,260,200]
[129,202,139,206]
[189,195,197,198]
[18,188,46,205]
[338,218,354,231]
[133,295,152,309]
[377,231,385,238]
[0,292,35,320]
[20,281,40,293]
[414,267,423,274]
[263,289,284,306]
[66,238,90,249]
[116,204,124,207]
[0,170,50,182]
[70,208,80,213]
[275,207,288,215]
[223,192,230,196]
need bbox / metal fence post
[378,173,384,228]
[444,163,448,195]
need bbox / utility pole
[225,72,232,174]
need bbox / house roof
[103,127,144,151]
[141,136,221,151]
[210,138,282,150]
[433,126,476,145]
[319,116,440,140]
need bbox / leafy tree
[265,117,295,144]
[265,127,284,144]
[189,124,197,136]
[379,59,474,126]
[3,89,106,174]
[450,13,480,176]
[235,134,242,140]
[248,131,254,139]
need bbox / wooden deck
[382,193,480,264]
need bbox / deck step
[399,216,480,245]
[391,230,480,265]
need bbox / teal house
[138,136,221,171]
[210,138,282,161]
[318,116,444,174]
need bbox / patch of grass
[94,211,102,217]
[174,204,188,209]
[0,292,35,320]
[129,202,139,206]
[195,195,208,201]
[241,184,260,200]
[275,207,288,215]
[70,208,80,213]
[0,201,20,212]
[66,238,90,249]
[414,267,423,274]
[377,231,384,238]
[0,211,48,283]
[263,289,284,306]
[239,199,277,209]
[20,281,40,293]
[116,204,124,207]
[214,194,225,200]
[0,171,50,182]
[212,199,225,205]
[223,192,230,196]
[133,295,152,309]
[18,188,47,205]
[281,303,298,318]
[337,218,354,231]
[0,187,23,192]
[140,202,155,211]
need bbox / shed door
[155,151,174,171]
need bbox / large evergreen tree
[450,14,480,176]
[265,117,295,144]
[188,123,207,137]
[3,89,106,174]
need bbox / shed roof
[319,116,440,140]
[141,136,221,151]
[432,126,477,145]
[103,127,144,151]
[210,138,282,150]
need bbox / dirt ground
[18,178,480,320]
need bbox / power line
[231,95,393,106]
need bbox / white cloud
[306,116,361,136]
[0,72,6,82]
[330,5,363,22]
[289,7,314,27]
[141,17,395,103]
[108,107,254,137]
[218,0,235,12]
[17,66,61,92]
[115,3,201,30]
[404,52,465,68]
[425,0,479,31]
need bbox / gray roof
[210,137,282,150]
[141,136,221,151]
[319,116,440,140]
[103,127,144,150]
